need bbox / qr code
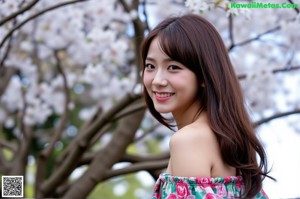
[2,176,23,198]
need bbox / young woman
[141,14,273,198]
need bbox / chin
[157,110,170,114]
[154,106,172,114]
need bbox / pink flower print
[200,178,209,184]
[176,183,191,199]
[186,195,196,199]
[224,176,232,183]
[152,190,161,199]
[235,180,242,190]
[199,178,211,188]
[216,185,226,196]
[204,193,216,199]
[153,183,160,191]
[167,193,177,199]
[235,182,242,190]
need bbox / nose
[152,69,167,87]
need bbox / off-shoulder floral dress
[152,173,268,199]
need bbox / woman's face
[143,37,200,116]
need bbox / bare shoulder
[171,122,216,144]
[169,122,219,177]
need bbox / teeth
[156,93,173,97]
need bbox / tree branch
[238,65,300,80]
[41,50,70,158]
[78,152,170,166]
[118,0,146,82]
[287,0,300,14]
[119,0,131,13]
[121,152,169,163]
[273,65,300,73]
[141,0,150,32]
[134,123,160,142]
[77,141,170,180]
[77,93,141,148]
[0,0,90,49]
[0,34,13,70]
[254,109,300,127]
[113,100,145,122]
[18,80,28,139]
[230,26,281,51]
[0,67,18,97]
[89,123,112,151]
[62,106,145,199]
[60,99,145,163]
[39,93,141,198]
[103,159,168,180]
[9,79,34,176]
[228,14,235,51]
[228,9,299,51]
[36,49,71,196]
[0,139,17,152]
[0,0,39,26]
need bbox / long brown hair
[141,14,274,198]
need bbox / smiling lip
[153,91,175,102]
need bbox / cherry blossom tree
[0,0,299,198]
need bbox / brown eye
[145,63,155,70]
[168,65,181,70]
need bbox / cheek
[182,75,198,98]
[143,73,152,89]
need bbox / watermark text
[230,2,299,9]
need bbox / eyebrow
[145,56,173,62]
[145,57,155,62]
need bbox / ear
[201,82,205,87]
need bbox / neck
[173,102,205,129]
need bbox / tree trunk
[63,108,145,198]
